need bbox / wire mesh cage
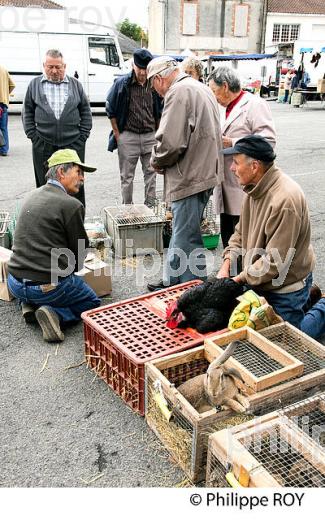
[0,211,10,249]
[145,343,253,483]
[279,392,325,450]
[204,327,304,392]
[103,204,165,257]
[206,413,325,487]
[152,194,220,242]
[245,323,325,412]
[260,322,325,376]
[84,215,111,249]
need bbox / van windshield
[89,37,120,67]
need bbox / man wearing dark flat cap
[217,135,325,339]
[106,49,163,206]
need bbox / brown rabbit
[177,374,212,413]
[177,341,250,413]
[204,341,250,413]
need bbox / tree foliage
[117,18,147,45]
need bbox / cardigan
[22,75,92,147]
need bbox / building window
[272,23,300,43]
[272,24,280,42]
[290,24,300,40]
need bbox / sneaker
[35,306,64,342]
[21,302,36,324]
[147,279,172,292]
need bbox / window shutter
[234,4,249,37]
[182,3,197,35]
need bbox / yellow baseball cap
[47,149,97,172]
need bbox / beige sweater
[223,164,315,292]
[151,73,223,202]
[0,66,15,106]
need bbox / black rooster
[166,278,243,333]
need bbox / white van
[1,30,125,105]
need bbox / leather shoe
[21,302,37,324]
[147,279,171,292]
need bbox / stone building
[148,0,266,55]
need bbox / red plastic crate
[82,280,227,415]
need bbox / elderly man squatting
[217,135,325,339]
[7,149,101,343]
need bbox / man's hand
[217,259,230,279]
[222,136,233,149]
[150,158,165,174]
[113,130,120,142]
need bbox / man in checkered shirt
[22,49,92,206]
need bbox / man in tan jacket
[217,135,325,338]
[146,56,223,290]
[0,64,15,156]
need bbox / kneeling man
[8,149,101,342]
[217,135,323,337]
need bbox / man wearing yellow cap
[7,149,100,343]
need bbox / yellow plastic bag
[228,290,282,331]
[228,290,262,330]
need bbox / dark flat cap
[133,49,153,69]
[223,135,276,162]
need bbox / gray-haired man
[22,49,92,206]
[146,56,223,291]
[8,149,100,343]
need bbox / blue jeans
[0,103,9,154]
[258,273,313,329]
[165,189,212,285]
[8,273,101,324]
[301,299,325,340]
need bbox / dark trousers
[32,138,86,206]
[220,213,240,248]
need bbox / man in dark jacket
[8,149,100,343]
[106,49,162,206]
[22,49,92,206]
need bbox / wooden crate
[145,326,325,483]
[145,343,253,484]
[279,391,325,451]
[205,328,304,392]
[254,322,325,410]
[206,411,325,487]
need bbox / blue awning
[208,53,276,61]
[300,47,313,53]
[321,47,325,53]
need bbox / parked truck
[0,30,126,105]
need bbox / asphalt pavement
[1,100,325,488]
